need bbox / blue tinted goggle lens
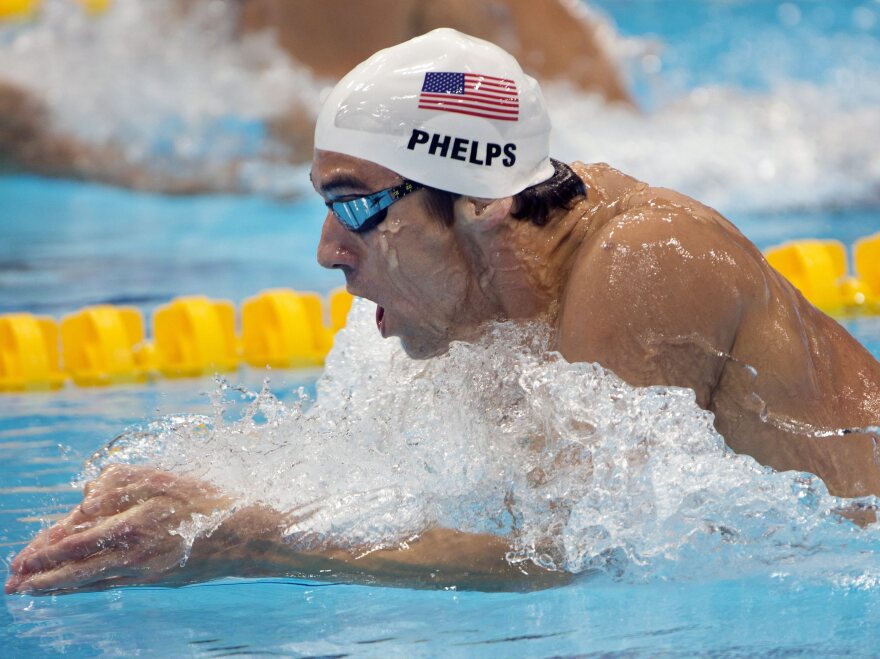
[327,180,423,233]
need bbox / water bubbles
[546,77,880,212]
[0,0,877,210]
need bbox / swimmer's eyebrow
[314,173,371,199]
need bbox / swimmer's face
[313,150,477,358]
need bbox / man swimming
[6,29,880,595]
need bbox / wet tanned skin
[557,164,880,498]
[315,151,880,498]
[7,153,880,596]
[313,153,500,358]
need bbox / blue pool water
[3,0,880,656]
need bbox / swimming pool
[4,0,880,656]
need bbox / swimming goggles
[326,179,424,233]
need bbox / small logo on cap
[418,72,519,121]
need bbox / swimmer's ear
[453,196,514,232]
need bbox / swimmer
[237,0,630,100]
[6,29,880,596]
[2,0,627,191]
[0,79,241,194]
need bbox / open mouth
[376,305,385,337]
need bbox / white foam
[546,80,880,213]
[85,299,880,583]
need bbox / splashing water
[83,299,880,583]
[547,81,880,213]
[4,0,879,584]
[0,0,321,194]
[573,0,880,212]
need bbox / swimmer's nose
[317,211,358,272]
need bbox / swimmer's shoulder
[557,178,747,392]
[570,161,725,235]
[570,161,760,262]
[564,164,764,319]
[569,161,646,211]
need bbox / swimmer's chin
[375,305,448,359]
[396,333,450,360]
[394,321,494,360]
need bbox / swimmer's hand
[4,465,237,595]
[6,465,567,595]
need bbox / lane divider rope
[0,288,352,392]
[2,230,879,393]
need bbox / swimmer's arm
[189,507,564,591]
[557,206,746,406]
[5,466,565,595]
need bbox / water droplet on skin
[378,231,399,271]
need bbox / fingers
[11,469,208,577]
[84,467,223,518]
[8,553,144,595]
[8,483,138,576]
[80,464,171,505]
[13,516,123,576]
[75,466,187,521]
[6,468,226,596]
[9,507,95,574]
[7,499,187,595]
[17,465,171,563]
[12,499,162,577]
[15,500,178,577]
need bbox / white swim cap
[314,28,554,198]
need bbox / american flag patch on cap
[418,72,519,122]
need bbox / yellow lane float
[1,0,111,21]
[61,305,149,386]
[766,234,880,315]
[76,0,110,15]
[0,314,65,391]
[4,231,878,394]
[329,288,354,334]
[0,288,353,392]
[153,296,239,377]
[854,232,880,303]
[0,0,39,21]
[242,289,328,369]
